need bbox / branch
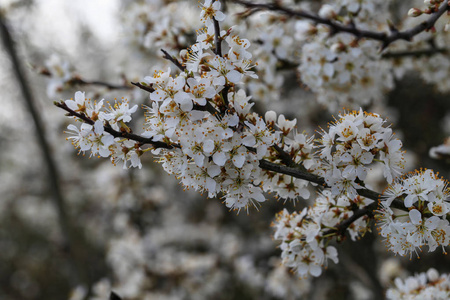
[161,49,186,71]
[258,159,404,236]
[54,101,177,149]
[131,81,155,93]
[382,47,448,59]
[272,144,298,168]
[213,18,223,57]
[230,0,449,49]
[39,70,133,90]
[110,292,122,300]
[67,77,133,90]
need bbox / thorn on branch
[387,19,399,34]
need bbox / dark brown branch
[131,81,155,93]
[110,292,122,300]
[67,77,132,90]
[259,159,326,185]
[161,49,186,71]
[212,13,229,110]
[54,101,177,149]
[195,101,223,117]
[382,47,448,58]
[230,0,449,49]
[213,18,222,57]
[39,70,133,90]
[258,159,404,236]
[272,145,292,165]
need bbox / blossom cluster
[273,190,373,278]
[41,54,73,98]
[377,169,450,257]
[392,2,450,93]
[142,0,283,212]
[259,111,314,202]
[63,0,282,212]
[386,268,450,299]
[317,109,405,198]
[56,0,450,287]
[120,0,199,55]
[64,91,143,169]
[295,0,394,110]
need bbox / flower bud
[408,8,423,17]
[318,4,337,19]
[331,42,346,53]
[427,268,439,282]
[265,110,277,127]
[295,21,317,40]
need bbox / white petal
[409,209,422,225]
[203,139,215,155]
[226,70,243,84]
[207,164,221,177]
[94,120,104,134]
[213,151,227,166]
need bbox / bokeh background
[0,0,450,299]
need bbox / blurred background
[0,0,449,299]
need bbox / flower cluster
[120,0,199,55]
[295,0,394,110]
[63,0,283,212]
[42,54,73,98]
[377,169,450,257]
[386,268,450,300]
[298,35,394,111]
[259,111,315,202]
[64,91,143,169]
[317,109,405,198]
[391,4,450,93]
[273,190,373,278]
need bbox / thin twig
[382,47,448,58]
[230,0,449,49]
[161,49,186,71]
[54,101,177,149]
[67,77,133,90]
[258,159,405,236]
[131,81,155,93]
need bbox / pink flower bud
[407,8,423,17]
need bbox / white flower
[65,91,87,113]
[200,0,226,24]
[102,100,138,124]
